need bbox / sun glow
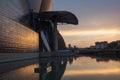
[59,30,120,36]
[64,69,120,76]
[58,29,120,47]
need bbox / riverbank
[78,49,120,55]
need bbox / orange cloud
[64,69,120,76]
[59,29,120,36]
[58,29,120,47]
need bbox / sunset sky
[53,0,120,48]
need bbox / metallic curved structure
[0,0,78,62]
[38,11,78,25]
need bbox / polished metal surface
[0,0,53,53]
[0,15,39,53]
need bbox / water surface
[0,55,120,80]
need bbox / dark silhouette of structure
[35,57,75,80]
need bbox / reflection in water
[0,59,39,80]
[0,59,39,74]
[80,51,120,62]
[35,57,76,80]
[0,54,120,80]
[62,55,120,80]
[0,56,77,80]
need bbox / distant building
[108,40,120,49]
[95,41,108,49]
[117,40,120,46]
[90,46,95,49]
[74,45,77,49]
[68,44,72,48]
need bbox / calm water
[0,55,120,80]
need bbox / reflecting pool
[0,55,120,80]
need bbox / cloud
[59,29,120,36]
[58,29,120,47]
[54,0,120,47]
[64,69,120,76]
[62,73,120,80]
